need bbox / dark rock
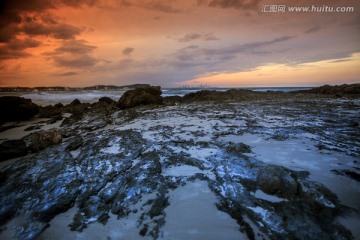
[30,129,63,152]
[70,99,81,105]
[183,89,255,102]
[38,104,63,118]
[163,96,183,105]
[24,125,42,131]
[256,165,299,199]
[294,83,360,95]
[117,86,163,109]
[66,136,83,151]
[0,139,27,161]
[0,96,39,122]
[98,97,115,104]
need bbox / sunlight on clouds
[180,53,360,87]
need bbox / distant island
[0,84,151,92]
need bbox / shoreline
[0,85,359,239]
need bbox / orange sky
[0,0,359,87]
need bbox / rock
[183,89,255,102]
[294,83,360,95]
[256,165,299,199]
[0,140,27,161]
[66,136,83,151]
[117,86,163,109]
[30,129,63,152]
[38,104,63,118]
[98,97,115,104]
[0,96,39,122]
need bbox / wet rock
[0,139,27,161]
[117,86,163,109]
[256,165,299,199]
[66,136,83,151]
[38,104,63,118]
[98,97,116,104]
[294,83,360,95]
[30,129,63,152]
[331,169,360,182]
[15,221,49,240]
[0,96,39,122]
[183,89,255,102]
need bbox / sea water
[0,87,312,106]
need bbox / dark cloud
[53,55,98,68]
[45,39,99,68]
[178,32,220,42]
[22,22,82,39]
[54,39,96,54]
[199,0,262,10]
[179,33,202,42]
[0,38,41,61]
[122,47,134,56]
[305,26,322,34]
[7,38,41,50]
[0,47,31,60]
[0,0,96,45]
[175,35,296,62]
[144,1,181,13]
[52,71,78,77]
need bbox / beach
[0,86,359,240]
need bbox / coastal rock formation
[0,140,27,161]
[0,89,359,240]
[117,86,163,109]
[294,83,360,95]
[0,96,39,122]
[256,165,299,199]
[30,129,63,152]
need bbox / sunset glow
[0,0,359,87]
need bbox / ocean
[0,87,312,106]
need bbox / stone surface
[117,86,163,109]
[0,96,39,122]
[0,140,27,161]
[30,129,63,152]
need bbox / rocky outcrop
[117,86,163,109]
[38,103,63,118]
[256,165,299,199]
[183,89,256,102]
[30,129,63,152]
[0,96,39,122]
[0,140,27,161]
[294,83,360,95]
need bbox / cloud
[144,1,181,13]
[45,39,99,68]
[52,71,78,77]
[175,35,296,62]
[54,39,97,54]
[122,47,134,56]
[0,0,97,62]
[53,55,98,68]
[178,32,220,42]
[199,0,262,10]
[305,26,322,34]
[22,22,82,39]
[0,38,41,61]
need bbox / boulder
[256,165,299,199]
[30,129,63,152]
[117,86,163,109]
[0,96,39,122]
[0,139,27,161]
[38,104,63,118]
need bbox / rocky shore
[0,84,359,240]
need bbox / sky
[0,0,359,88]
